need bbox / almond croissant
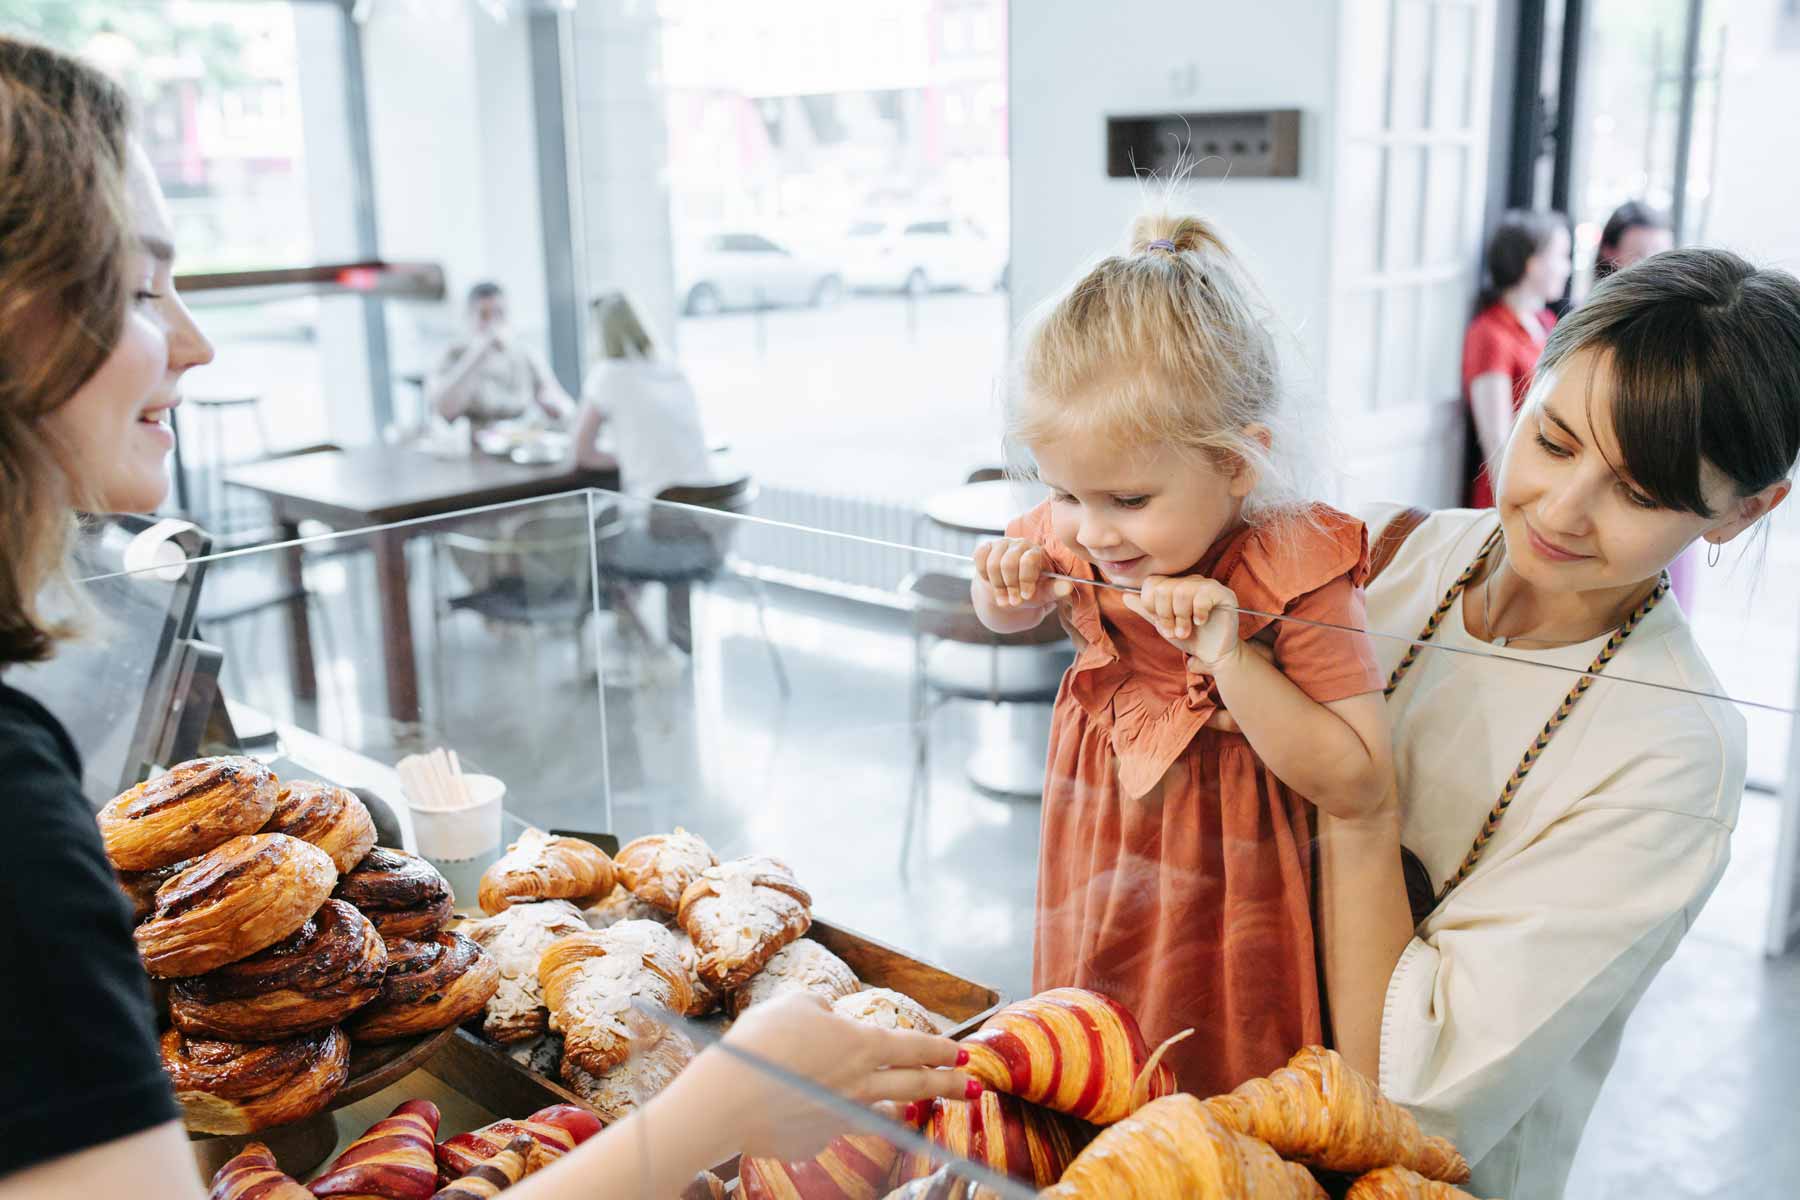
[960,987,1185,1126]
[538,921,694,1076]
[1039,1094,1327,1199]
[1203,1046,1471,1184]
[1345,1165,1490,1200]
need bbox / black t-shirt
[0,680,178,1178]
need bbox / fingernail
[955,1048,970,1067]
[903,1101,921,1124]
[964,1079,984,1101]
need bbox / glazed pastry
[1040,1094,1327,1199]
[348,931,500,1043]
[207,1141,312,1200]
[1204,1046,1471,1184]
[431,1134,534,1199]
[100,755,280,871]
[116,859,188,925]
[727,938,858,1018]
[675,929,721,1017]
[169,899,386,1041]
[310,1098,442,1199]
[335,848,456,940]
[458,899,590,1043]
[833,987,934,1032]
[1345,1166,1486,1200]
[738,1136,898,1200]
[160,1025,349,1136]
[584,884,675,930]
[961,988,1183,1126]
[477,828,616,915]
[135,834,338,978]
[614,828,716,912]
[677,856,812,991]
[538,921,694,1076]
[436,1104,602,1180]
[262,781,377,874]
[561,1027,697,1123]
[682,1173,728,1200]
[893,1092,1094,1189]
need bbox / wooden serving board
[428,917,1004,1124]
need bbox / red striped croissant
[431,1134,535,1199]
[960,988,1186,1126]
[893,1092,1095,1189]
[208,1141,311,1200]
[309,1099,442,1200]
[435,1104,603,1181]
[738,1135,898,1200]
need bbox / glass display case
[69,485,1782,1197]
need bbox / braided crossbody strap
[1385,526,1668,908]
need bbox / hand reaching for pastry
[669,990,974,1163]
[1123,574,1242,667]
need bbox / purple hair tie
[1147,238,1178,252]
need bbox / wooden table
[225,444,618,725]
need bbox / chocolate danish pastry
[115,859,190,925]
[169,899,388,1041]
[334,847,455,940]
[160,1025,349,1135]
[260,781,377,874]
[348,931,499,1042]
[135,834,338,979]
[100,756,280,872]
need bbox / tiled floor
[221,538,1800,1195]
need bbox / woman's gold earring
[1707,541,1722,568]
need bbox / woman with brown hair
[0,36,968,1198]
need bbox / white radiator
[734,486,978,605]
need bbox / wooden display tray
[430,917,1004,1122]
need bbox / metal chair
[898,571,1071,878]
[594,473,790,698]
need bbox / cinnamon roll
[348,931,499,1043]
[260,781,377,875]
[115,860,190,925]
[100,756,280,872]
[135,834,338,979]
[169,900,387,1041]
[160,1025,349,1135]
[334,847,454,940]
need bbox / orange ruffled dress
[1011,502,1384,1098]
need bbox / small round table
[923,478,1046,536]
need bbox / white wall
[1008,0,1339,388]
[1704,0,1800,272]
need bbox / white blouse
[1358,505,1745,1199]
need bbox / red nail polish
[964,1078,984,1101]
[955,1048,970,1067]
[903,1101,921,1124]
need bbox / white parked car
[677,231,844,316]
[842,218,1008,295]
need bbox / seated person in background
[1593,200,1673,285]
[571,290,712,497]
[428,280,573,430]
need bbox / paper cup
[408,773,505,862]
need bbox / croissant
[436,1104,603,1180]
[1203,1047,1471,1184]
[263,781,378,874]
[728,938,859,1018]
[677,856,812,991]
[431,1134,534,1199]
[561,1027,697,1123]
[833,987,935,1032]
[615,828,717,912]
[458,899,590,1043]
[737,1136,898,1200]
[1345,1166,1488,1200]
[100,755,279,871]
[880,1166,1000,1200]
[1040,1094,1327,1199]
[539,921,695,1076]
[310,1098,442,1199]
[161,1026,349,1136]
[892,1092,1095,1189]
[584,884,675,930]
[960,988,1183,1126]
[478,828,616,915]
[207,1141,311,1200]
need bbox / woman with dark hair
[0,35,968,1198]
[1313,249,1800,1197]
[1461,209,1571,507]
[1594,200,1673,285]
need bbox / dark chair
[594,473,790,698]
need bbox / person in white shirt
[1304,249,1800,1197]
[570,290,711,498]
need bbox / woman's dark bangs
[1598,315,1713,516]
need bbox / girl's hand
[1124,575,1241,667]
[674,991,974,1162]
[974,538,1062,610]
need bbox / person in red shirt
[1462,210,1571,507]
